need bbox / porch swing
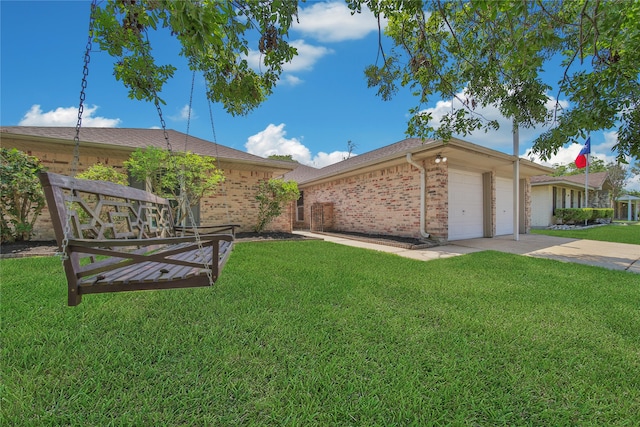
[39,1,235,306]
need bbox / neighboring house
[1,126,297,240]
[530,171,613,227]
[283,137,553,242]
[614,194,640,221]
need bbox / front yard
[531,222,640,244]
[2,240,639,425]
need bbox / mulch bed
[235,232,310,242]
[0,233,311,259]
[0,240,59,259]
[319,231,438,250]
[0,231,436,259]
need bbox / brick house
[284,137,553,242]
[530,172,614,227]
[1,126,297,240]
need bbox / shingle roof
[283,163,320,182]
[0,126,296,170]
[284,138,438,183]
[530,171,610,189]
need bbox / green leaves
[0,148,46,242]
[77,163,129,185]
[123,147,224,224]
[357,0,640,161]
[254,179,300,233]
[93,0,299,116]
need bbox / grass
[2,241,640,425]
[531,222,640,244]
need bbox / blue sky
[1,1,637,189]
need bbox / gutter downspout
[406,153,430,239]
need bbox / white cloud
[627,174,640,192]
[245,123,353,168]
[524,137,615,168]
[282,74,303,86]
[311,150,353,167]
[421,89,570,153]
[170,104,195,121]
[524,144,584,167]
[294,1,382,42]
[284,40,334,72]
[18,104,121,127]
[246,39,333,75]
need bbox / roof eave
[2,130,296,173]
[298,140,446,185]
[531,180,600,191]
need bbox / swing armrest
[175,224,241,237]
[66,234,234,248]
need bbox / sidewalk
[294,231,640,274]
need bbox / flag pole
[584,139,589,225]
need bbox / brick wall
[4,138,291,241]
[303,163,421,238]
[425,160,448,240]
[201,168,293,233]
[295,157,533,242]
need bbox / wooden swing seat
[39,172,235,306]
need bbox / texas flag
[575,137,591,169]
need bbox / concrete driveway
[450,234,640,273]
[296,232,640,274]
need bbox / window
[552,187,557,214]
[296,191,304,221]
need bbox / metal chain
[60,0,97,260]
[181,73,213,285]
[147,56,213,285]
[207,96,232,224]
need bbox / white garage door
[496,177,514,236]
[448,169,484,240]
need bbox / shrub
[590,208,613,221]
[0,148,46,242]
[77,163,129,185]
[555,208,614,224]
[254,179,300,233]
[555,208,591,224]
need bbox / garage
[496,177,514,235]
[448,169,484,240]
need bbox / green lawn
[2,241,639,425]
[531,222,640,244]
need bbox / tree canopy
[354,0,640,162]
[93,0,298,115]
[123,147,224,224]
[93,0,639,161]
[268,154,297,162]
[551,157,606,177]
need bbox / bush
[590,208,613,221]
[77,163,129,185]
[254,179,300,233]
[555,208,614,224]
[555,208,591,224]
[0,148,46,242]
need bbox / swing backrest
[40,172,176,243]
